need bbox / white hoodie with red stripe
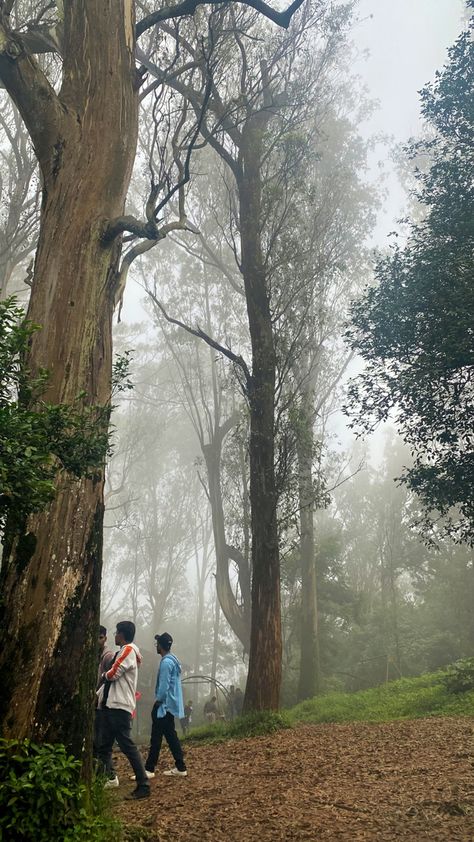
[97,642,142,714]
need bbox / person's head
[98,625,107,651]
[211,696,217,703]
[155,632,173,656]
[188,700,193,707]
[115,620,136,646]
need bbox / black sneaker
[126,785,150,800]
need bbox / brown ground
[113,717,474,841]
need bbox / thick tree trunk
[296,387,320,701]
[239,119,281,712]
[0,1,138,757]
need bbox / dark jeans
[145,710,186,772]
[98,708,149,787]
[93,708,108,759]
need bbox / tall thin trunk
[296,386,320,701]
[0,1,138,758]
[239,117,281,711]
[211,596,220,681]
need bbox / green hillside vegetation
[289,672,474,725]
[185,667,474,744]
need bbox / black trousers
[145,710,186,772]
[98,707,149,787]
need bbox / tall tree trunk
[239,117,281,711]
[211,596,220,681]
[0,0,138,757]
[296,385,320,701]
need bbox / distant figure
[93,625,114,759]
[141,632,187,778]
[204,695,219,723]
[234,688,244,716]
[96,620,150,800]
[227,685,236,719]
[181,700,193,736]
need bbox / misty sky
[351,0,463,243]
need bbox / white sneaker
[104,776,119,788]
[129,770,155,780]
[163,767,187,777]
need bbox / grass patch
[184,671,474,747]
[289,672,474,725]
[185,709,291,744]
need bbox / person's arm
[104,645,135,682]
[155,657,172,704]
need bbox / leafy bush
[0,739,115,841]
[186,710,291,744]
[442,659,474,694]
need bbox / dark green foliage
[346,12,474,543]
[0,297,112,528]
[442,658,474,694]
[0,739,117,841]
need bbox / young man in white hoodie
[97,620,150,799]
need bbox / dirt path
[113,717,474,841]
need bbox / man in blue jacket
[144,632,187,777]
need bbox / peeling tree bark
[0,0,138,757]
[0,0,304,754]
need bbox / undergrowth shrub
[442,659,474,694]
[0,739,116,841]
[186,709,291,744]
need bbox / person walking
[180,700,193,736]
[141,632,187,778]
[97,620,150,799]
[204,696,219,723]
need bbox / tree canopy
[346,11,474,543]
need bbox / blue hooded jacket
[154,652,184,719]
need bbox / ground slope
[114,717,474,841]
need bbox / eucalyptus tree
[0,0,303,751]
[274,99,378,700]
[144,230,252,652]
[143,0,360,710]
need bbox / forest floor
[113,716,474,841]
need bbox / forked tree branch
[0,15,63,176]
[137,0,306,37]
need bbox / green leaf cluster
[0,298,112,528]
[0,739,116,841]
[442,658,474,694]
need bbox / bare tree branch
[147,287,252,388]
[137,0,305,38]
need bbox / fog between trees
[0,0,471,757]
